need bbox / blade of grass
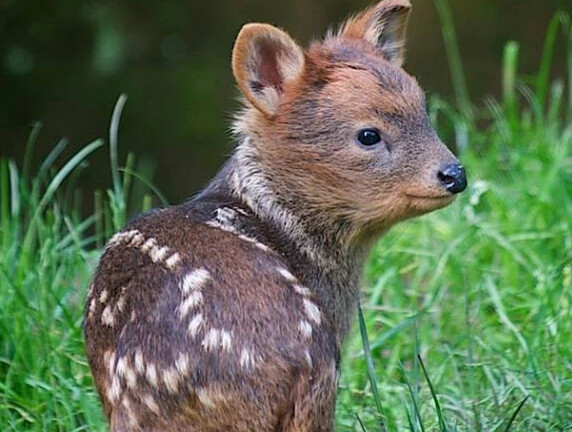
[503,396,529,432]
[22,122,42,185]
[536,12,570,109]
[404,403,416,432]
[367,315,417,353]
[502,41,520,131]
[94,190,104,248]
[8,161,20,218]
[122,152,135,207]
[355,413,369,432]
[418,355,447,432]
[33,138,69,198]
[109,94,128,229]
[412,323,422,432]
[402,363,425,432]
[118,167,169,207]
[1,160,9,249]
[485,276,529,354]
[567,20,572,123]
[142,194,153,212]
[358,304,387,431]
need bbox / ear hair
[338,0,411,66]
[232,23,305,117]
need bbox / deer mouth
[403,193,456,211]
[404,193,455,201]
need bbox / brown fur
[84,1,466,430]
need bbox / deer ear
[339,0,411,66]
[232,23,305,117]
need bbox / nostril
[438,163,467,194]
[437,170,455,187]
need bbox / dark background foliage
[1,0,570,204]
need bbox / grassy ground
[1,5,572,432]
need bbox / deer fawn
[84,0,467,430]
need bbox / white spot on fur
[116,299,126,313]
[201,328,233,352]
[206,207,272,252]
[162,367,180,393]
[150,245,170,263]
[293,284,311,296]
[187,314,204,338]
[140,238,157,253]
[206,220,235,233]
[105,350,116,375]
[116,357,127,377]
[175,353,190,376]
[145,363,158,388]
[299,320,312,339]
[302,298,321,325]
[165,252,181,269]
[108,230,139,247]
[125,370,137,388]
[233,207,249,216]
[129,232,145,247]
[304,349,313,368]
[201,329,221,352]
[277,267,297,282]
[122,362,137,388]
[101,305,115,327]
[197,387,216,408]
[220,330,233,352]
[88,298,97,318]
[181,268,210,295]
[239,348,258,369]
[99,289,108,303]
[108,230,183,270]
[143,394,160,415]
[116,292,127,312]
[238,234,271,252]
[134,350,145,374]
[216,207,236,225]
[179,291,204,318]
[107,376,121,402]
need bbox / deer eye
[357,128,382,147]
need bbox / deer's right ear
[232,23,305,117]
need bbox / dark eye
[357,128,382,147]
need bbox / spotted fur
[84,1,466,431]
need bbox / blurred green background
[1,0,571,204]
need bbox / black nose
[438,163,467,194]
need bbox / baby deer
[84,0,467,430]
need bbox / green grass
[1,2,572,431]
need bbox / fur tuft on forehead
[301,39,426,118]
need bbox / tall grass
[1,1,572,430]
[0,96,157,430]
[0,135,105,430]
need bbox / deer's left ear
[232,23,305,117]
[339,0,411,66]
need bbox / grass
[1,2,572,431]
